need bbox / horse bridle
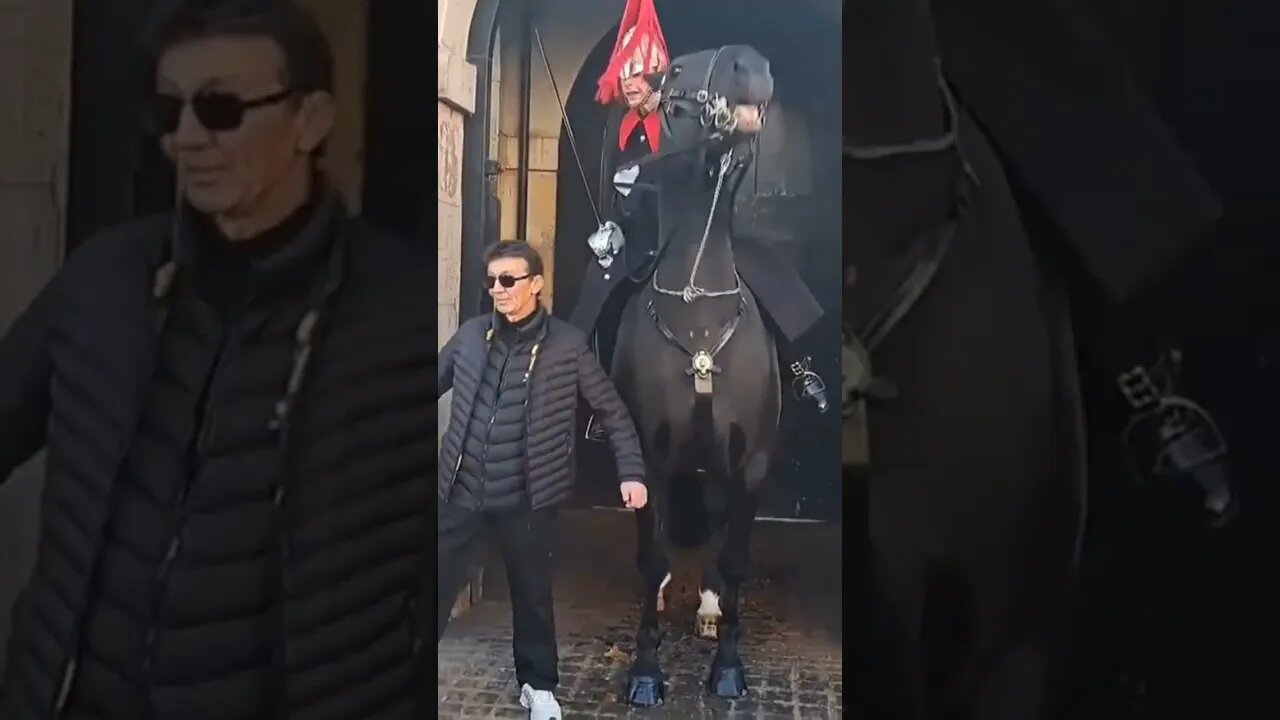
[650,45,760,303]
[642,46,768,396]
[617,46,767,173]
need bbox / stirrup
[1118,350,1235,525]
[790,356,831,414]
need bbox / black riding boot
[585,329,609,442]
[1117,347,1235,527]
[585,282,632,443]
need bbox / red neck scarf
[620,109,662,152]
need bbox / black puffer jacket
[453,310,546,512]
[67,199,325,719]
[0,194,433,720]
[438,311,644,509]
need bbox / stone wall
[438,0,476,432]
[439,0,479,614]
[0,0,74,675]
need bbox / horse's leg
[696,557,725,640]
[696,475,731,641]
[706,452,767,698]
[626,486,672,707]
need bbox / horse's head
[651,45,773,162]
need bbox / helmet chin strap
[624,82,660,117]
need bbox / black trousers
[436,501,559,691]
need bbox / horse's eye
[670,66,682,77]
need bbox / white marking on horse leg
[655,572,672,613]
[696,589,722,639]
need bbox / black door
[67,0,175,252]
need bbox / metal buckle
[692,350,714,377]
[688,350,717,396]
[1117,365,1162,411]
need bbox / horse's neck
[656,168,739,294]
[846,0,946,144]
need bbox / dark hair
[482,241,545,277]
[145,0,334,95]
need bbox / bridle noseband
[661,46,750,138]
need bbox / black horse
[607,45,787,706]
[844,3,1089,718]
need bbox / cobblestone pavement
[438,509,844,718]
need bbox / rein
[651,151,743,303]
[643,46,764,395]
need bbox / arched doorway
[441,4,843,714]
[547,0,843,518]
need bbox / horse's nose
[749,72,774,104]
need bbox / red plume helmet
[595,0,670,106]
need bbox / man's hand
[620,481,648,510]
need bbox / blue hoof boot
[626,674,664,707]
[708,664,748,698]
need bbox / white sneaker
[519,683,563,720]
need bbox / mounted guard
[567,0,830,437]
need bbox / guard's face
[487,257,544,316]
[155,35,334,215]
[621,74,655,109]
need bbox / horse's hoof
[695,613,720,640]
[708,665,748,699]
[626,674,665,707]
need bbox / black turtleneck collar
[208,192,319,261]
[495,305,546,344]
[178,177,337,312]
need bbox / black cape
[933,0,1223,303]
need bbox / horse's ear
[644,70,667,92]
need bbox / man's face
[487,257,543,317]
[155,35,331,215]
[621,74,655,110]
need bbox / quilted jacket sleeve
[576,346,646,485]
[0,280,56,483]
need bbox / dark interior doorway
[66,0,173,251]
[362,1,430,243]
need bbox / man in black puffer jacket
[437,241,646,720]
[0,3,431,719]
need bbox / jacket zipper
[447,332,542,501]
[197,319,239,460]
[446,331,494,496]
[52,276,198,718]
[476,343,519,511]
[52,657,77,716]
[522,343,540,507]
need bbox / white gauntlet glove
[587,220,626,269]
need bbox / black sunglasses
[150,88,293,134]
[486,274,531,289]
